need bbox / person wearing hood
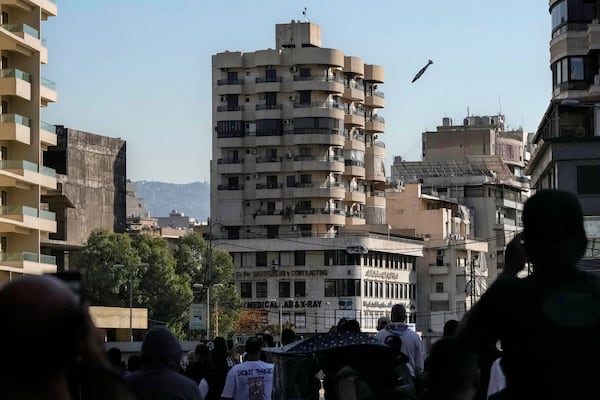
[375,304,423,379]
[124,326,201,400]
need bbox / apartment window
[300,174,311,185]
[266,226,278,239]
[294,251,306,266]
[294,281,306,297]
[256,252,267,267]
[0,191,6,206]
[256,281,268,298]
[296,200,311,211]
[299,91,311,104]
[1,12,7,24]
[0,147,6,160]
[227,176,239,189]
[286,175,296,187]
[299,68,311,78]
[577,165,600,194]
[299,147,312,158]
[265,68,277,82]
[323,279,361,297]
[279,281,291,298]
[294,313,306,329]
[436,282,444,293]
[324,280,336,297]
[256,119,283,136]
[265,92,277,107]
[266,175,278,188]
[240,282,252,298]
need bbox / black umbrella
[282,331,380,354]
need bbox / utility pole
[470,258,477,309]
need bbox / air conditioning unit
[259,94,266,100]
[291,225,298,231]
[250,149,257,155]
[253,173,259,179]
[288,95,296,101]
[290,66,298,72]
[220,96,226,102]
[283,119,291,125]
[286,153,293,158]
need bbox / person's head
[338,318,361,332]
[522,189,587,271]
[377,316,391,330]
[503,232,527,277]
[212,336,227,350]
[140,326,182,371]
[245,336,263,360]
[107,347,123,369]
[391,304,407,323]
[281,328,296,345]
[442,319,459,337]
[195,343,210,360]
[127,355,142,372]
[425,337,479,399]
[0,275,87,387]
[261,333,274,347]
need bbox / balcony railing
[217,184,244,190]
[369,90,385,98]
[374,141,386,148]
[294,182,346,189]
[293,101,345,110]
[0,68,31,82]
[347,211,365,218]
[217,158,243,164]
[0,251,55,264]
[347,109,365,116]
[255,209,282,216]
[293,155,344,162]
[256,157,282,163]
[367,115,385,123]
[345,160,365,167]
[0,113,31,127]
[0,205,56,220]
[1,23,40,39]
[217,131,244,138]
[256,104,282,110]
[293,128,343,135]
[293,75,345,83]
[217,105,243,112]
[294,208,346,215]
[256,183,283,189]
[217,78,244,85]
[41,77,56,90]
[255,77,282,83]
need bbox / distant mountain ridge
[134,181,210,221]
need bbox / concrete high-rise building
[0,1,58,283]
[529,0,600,261]
[42,126,126,271]
[211,21,423,334]
[391,115,530,283]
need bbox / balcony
[0,114,30,144]
[255,209,283,225]
[291,129,345,146]
[293,183,345,199]
[293,208,346,225]
[292,75,344,93]
[365,91,385,108]
[40,77,57,104]
[216,78,244,95]
[255,183,284,199]
[0,23,41,49]
[366,191,386,207]
[292,101,345,119]
[364,64,384,83]
[217,184,244,190]
[255,157,283,173]
[217,105,244,112]
[0,251,56,274]
[343,85,364,102]
[365,115,385,132]
[0,68,31,100]
[216,158,244,174]
[0,205,56,233]
[365,142,386,157]
[0,160,56,189]
[344,160,366,177]
[292,155,345,173]
[344,112,365,127]
[344,134,366,152]
[40,120,57,146]
[345,190,366,203]
[345,211,366,225]
[255,76,282,93]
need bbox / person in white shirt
[221,337,274,400]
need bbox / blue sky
[43,1,550,183]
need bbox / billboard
[189,303,206,330]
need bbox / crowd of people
[0,189,598,400]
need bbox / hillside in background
[134,181,210,221]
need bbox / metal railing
[293,101,345,110]
[256,104,282,110]
[216,105,243,112]
[217,184,244,190]
[293,128,343,135]
[217,78,244,85]
[293,75,345,84]
[256,183,283,189]
[217,158,243,164]
[255,77,282,83]
[369,90,385,98]
[255,157,282,163]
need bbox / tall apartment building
[391,115,530,283]
[42,126,127,271]
[386,183,487,351]
[0,1,58,284]
[529,0,600,258]
[211,21,423,334]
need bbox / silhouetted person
[124,326,201,399]
[202,337,233,400]
[377,316,391,330]
[338,318,361,332]
[442,319,459,337]
[421,337,479,400]
[0,275,134,400]
[376,304,423,379]
[185,343,211,384]
[281,328,296,345]
[107,347,127,376]
[127,355,142,372]
[457,189,600,400]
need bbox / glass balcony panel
[0,68,31,82]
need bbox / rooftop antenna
[302,7,308,22]
[497,94,502,115]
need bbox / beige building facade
[0,0,58,284]
[211,21,422,334]
[386,183,487,350]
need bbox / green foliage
[73,229,242,340]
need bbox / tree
[235,309,269,335]
[212,283,243,338]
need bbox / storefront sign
[365,269,399,280]
[244,299,323,309]
[235,269,328,279]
